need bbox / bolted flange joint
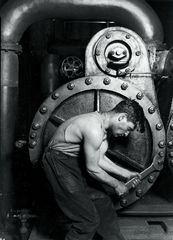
[1,42,22,54]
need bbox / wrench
[125,155,163,190]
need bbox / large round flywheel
[29,75,165,208]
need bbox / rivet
[159,151,164,157]
[170,159,173,167]
[156,123,163,130]
[136,189,142,197]
[121,82,128,90]
[170,123,173,130]
[103,77,111,85]
[148,106,155,114]
[32,123,40,130]
[118,70,124,76]
[168,141,173,148]
[125,68,131,73]
[85,78,92,85]
[29,140,37,148]
[158,141,165,148]
[95,48,101,56]
[126,34,131,39]
[67,82,75,90]
[105,68,111,74]
[158,159,164,165]
[40,106,48,114]
[169,152,173,157]
[105,32,111,39]
[52,92,59,100]
[120,198,128,207]
[136,92,143,100]
[30,132,37,139]
[148,175,154,183]
[136,51,141,56]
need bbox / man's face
[111,114,135,137]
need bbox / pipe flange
[29,75,165,208]
[94,28,142,77]
[1,42,22,53]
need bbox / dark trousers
[42,148,125,240]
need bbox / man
[42,99,145,240]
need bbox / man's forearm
[99,155,131,178]
[87,167,121,189]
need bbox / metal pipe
[0,0,163,43]
[0,0,164,233]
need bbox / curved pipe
[0,0,163,43]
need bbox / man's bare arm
[99,155,140,180]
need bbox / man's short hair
[111,99,145,133]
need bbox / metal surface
[29,75,165,208]
[0,0,163,43]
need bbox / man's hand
[114,181,128,197]
[125,170,141,181]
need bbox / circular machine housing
[29,75,165,209]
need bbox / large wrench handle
[125,155,163,190]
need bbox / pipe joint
[1,42,22,54]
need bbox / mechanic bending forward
[42,99,145,240]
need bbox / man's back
[48,112,104,157]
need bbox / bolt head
[136,51,141,56]
[169,151,173,157]
[32,123,40,130]
[40,106,48,114]
[30,132,37,139]
[158,141,165,148]
[170,123,173,130]
[29,141,37,148]
[156,123,163,130]
[67,82,75,90]
[121,82,128,90]
[136,92,143,100]
[136,189,142,197]
[148,175,154,183]
[85,78,92,85]
[52,92,59,100]
[126,34,131,39]
[168,141,173,148]
[120,198,128,207]
[103,78,111,85]
[148,106,155,114]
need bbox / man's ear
[118,113,127,121]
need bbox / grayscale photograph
[0,0,173,239]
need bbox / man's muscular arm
[83,127,128,196]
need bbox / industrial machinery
[1,0,173,240]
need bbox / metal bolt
[169,152,173,157]
[156,123,163,130]
[158,159,164,165]
[126,34,131,39]
[118,70,125,76]
[148,175,154,183]
[148,106,155,114]
[168,141,173,148]
[121,82,128,90]
[52,92,59,100]
[85,78,92,85]
[125,68,131,73]
[136,92,143,100]
[32,123,40,130]
[95,48,101,56]
[103,77,111,85]
[159,151,164,157]
[67,82,75,90]
[170,159,173,167]
[170,123,173,130]
[40,106,48,114]
[136,51,141,56]
[105,32,111,39]
[30,132,37,139]
[105,68,111,74]
[136,189,142,197]
[158,141,165,148]
[29,141,37,148]
[120,198,128,207]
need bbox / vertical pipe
[0,50,19,232]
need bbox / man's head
[109,99,145,137]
